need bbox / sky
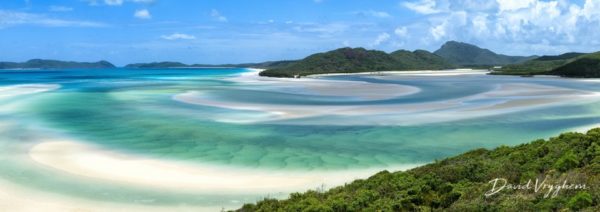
[1,0,600,66]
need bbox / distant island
[433,41,536,66]
[239,128,600,211]
[4,41,600,78]
[259,48,454,78]
[0,59,115,69]
[492,52,600,77]
[258,41,538,78]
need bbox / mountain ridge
[259,47,455,77]
[433,41,536,66]
[0,59,115,69]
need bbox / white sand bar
[29,140,418,194]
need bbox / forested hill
[433,41,536,66]
[0,59,115,69]
[551,52,600,78]
[238,128,600,211]
[492,52,600,77]
[259,47,454,78]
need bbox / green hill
[390,49,455,70]
[550,52,600,78]
[492,52,599,77]
[259,48,454,77]
[238,128,600,211]
[493,52,584,75]
[0,59,115,69]
[434,41,535,66]
[535,52,586,61]
[125,61,189,69]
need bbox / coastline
[305,69,490,78]
[29,140,418,194]
[172,69,600,125]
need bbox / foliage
[238,129,600,211]
[124,61,188,68]
[260,47,454,77]
[493,52,600,78]
[0,59,115,69]
[551,52,600,78]
[494,52,584,75]
[433,41,535,66]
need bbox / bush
[567,192,593,210]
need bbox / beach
[2,68,600,211]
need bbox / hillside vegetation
[124,61,188,68]
[238,129,600,211]
[551,52,600,78]
[0,59,115,69]
[493,52,600,77]
[259,48,454,77]
[433,41,535,66]
[493,52,585,75]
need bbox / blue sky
[1,0,599,66]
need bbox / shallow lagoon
[1,68,600,210]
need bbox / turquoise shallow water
[1,68,600,208]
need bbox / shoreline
[174,70,600,125]
[29,139,420,194]
[305,69,490,78]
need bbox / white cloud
[161,33,196,40]
[394,26,407,37]
[430,23,446,40]
[0,10,107,28]
[496,0,535,12]
[403,0,441,14]
[354,10,392,18]
[582,0,600,21]
[292,23,349,35]
[104,0,123,6]
[89,0,152,6]
[371,32,391,46]
[134,9,151,19]
[210,9,227,22]
[392,0,600,55]
[49,6,74,12]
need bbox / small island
[0,59,115,69]
[258,41,540,78]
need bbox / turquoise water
[1,68,600,208]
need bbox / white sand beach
[231,69,420,100]
[29,139,418,194]
[173,70,600,125]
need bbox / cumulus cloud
[134,9,151,19]
[371,32,391,46]
[394,26,408,37]
[396,0,600,55]
[161,33,196,40]
[210,9,227,22]
[403,0,441,14]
